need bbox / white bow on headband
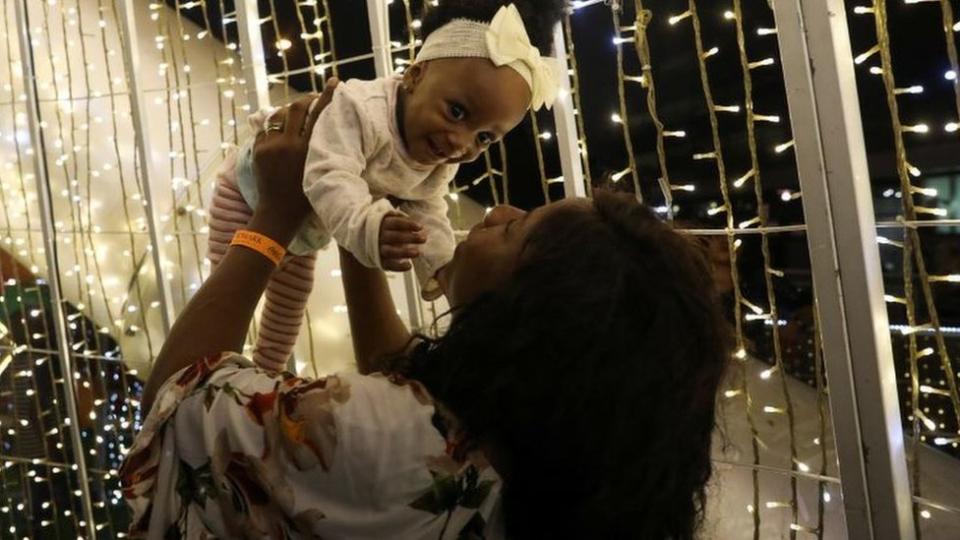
[485,4,560,110]
[413,4,561,110]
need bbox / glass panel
[563,0,842,535]
[844,0,960,534]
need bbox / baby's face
[400,57,531,166]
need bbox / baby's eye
[449,103,466,121]
[477,132,495,146]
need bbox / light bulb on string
[775,140,795,153]
[915,206,948,216]
[748,58,775,69]
[855,45,880,64]
[610,168,632,182]
[910,186,937,197]
[934,436,960,446]
[714,105,741,113]
[707,204,727,216]
[668,11,692,25]
[894,85,924,95]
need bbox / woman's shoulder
[122,355,501,538]
[331,371,440,447]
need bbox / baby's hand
[379,212,426,272]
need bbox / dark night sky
[171,0,960,215]
[168,0,960,318]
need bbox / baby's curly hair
[420,0,567,55]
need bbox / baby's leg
[207,152,252,269]
[255,253,317,372]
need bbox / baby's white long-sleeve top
[302,77,458,298]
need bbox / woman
[121,87,729,539]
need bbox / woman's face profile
[442,198,589,307]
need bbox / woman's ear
[403,62,426,93]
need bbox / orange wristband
[230,230,286,266]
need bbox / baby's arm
[379,213,427,272]
[303,89,395,269]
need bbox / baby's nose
[446,131,473,158]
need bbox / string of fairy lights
[0,0,958,537]
[728,0,803,535]
[0,0,156,535]
[688,1,804,535]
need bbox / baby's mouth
[427,137,447,161]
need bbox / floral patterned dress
[120,352,503,539]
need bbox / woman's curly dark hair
[420,0,566,56]
[401,190,731,539]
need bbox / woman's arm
[142,86,335,414]
[339,246,414,374]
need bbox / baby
[207,0,565,372]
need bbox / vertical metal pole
[116,0,174,335]
[772,1,915,539]
[13,2,98,538]
[550,23,587,199]
[366,0,423,331]
[366,0,394,79]
[235,0,272,111]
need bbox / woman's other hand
[251,78,339,239]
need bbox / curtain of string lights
[0,0,957,538]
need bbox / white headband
[414,4,560,110]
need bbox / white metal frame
[235,0,271,112]
[551,22,588,198]
[365,0,424,332]
[116,0,175,335]
[772,1,915,538]
[13,1,97,537]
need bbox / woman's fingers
[382,258,413,272]
[283,98,310,138]
[381,214,422,232]
[381,244,421,260]
[380,230,426,245]
[303,78,339,136]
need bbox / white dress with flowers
[120,352,503,539]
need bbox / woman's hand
[141,81,339,414]
[250,78,339,242]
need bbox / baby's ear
[403,62,426,92]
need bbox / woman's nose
[483,205,525,227]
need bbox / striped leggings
[206,152,316,373]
